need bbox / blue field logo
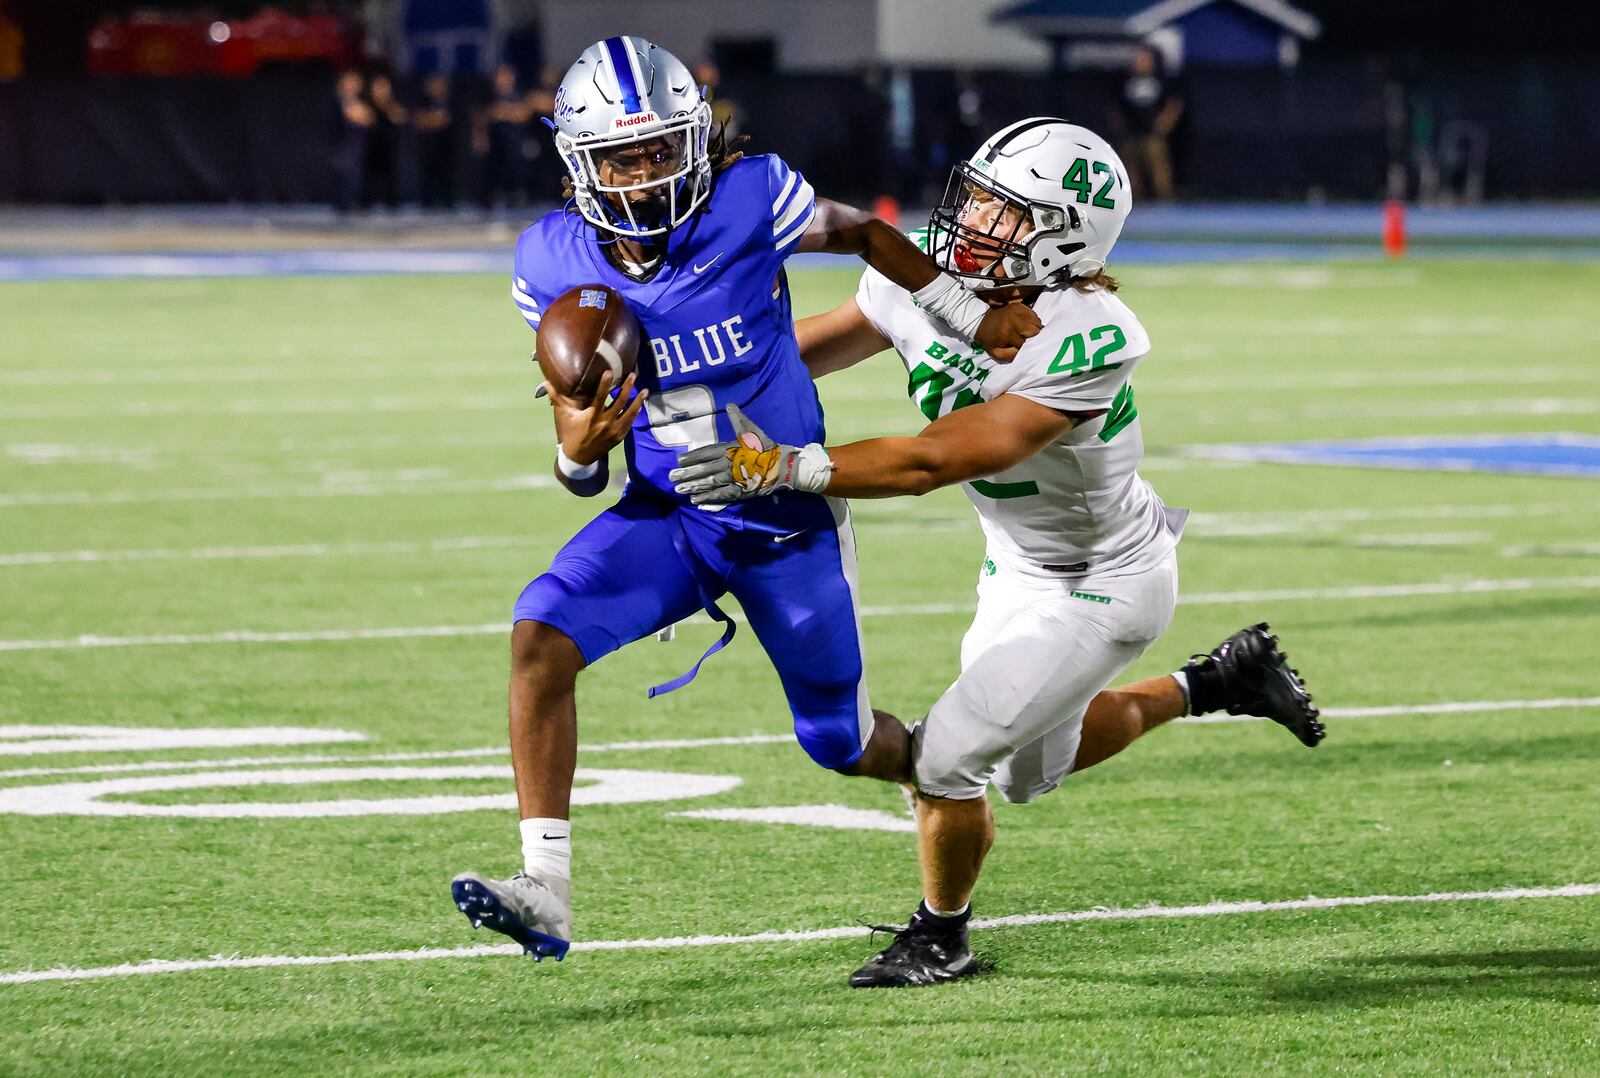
[1186,434,1600,479]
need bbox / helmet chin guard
[927,118,1131,290]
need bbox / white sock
[1170,670,1192,715]
[519,817,571,881]
[924,899,970,919]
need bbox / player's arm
[671,395,1084,504]
[795,298,891,380]
[797,198,939,289]
[542,367,645,498]
[822,394,1078,498]
[797,198,1039,360]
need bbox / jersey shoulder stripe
[774,180,814,237]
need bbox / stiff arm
[797,199,1039,361]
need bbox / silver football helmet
[927,118,1132,288]
[551,36,714,237]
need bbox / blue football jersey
[513,154,823,528]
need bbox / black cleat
[1184,622,1324,747]
[848,912,978,988]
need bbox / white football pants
[911,544,1179,803]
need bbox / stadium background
[2,2,1598,1074]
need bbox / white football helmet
[928,118,1132,288]
[551,36,714,237]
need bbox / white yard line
[2,883,1594,986]
[5,575,1599,653]
[0,735,786,779]
[6,430,533,461]
[1162,366,1586,394]
[4,698,1594,780]
[1500,542,1600,557]
[673,805,918,833]
[0,395,523,421]
[1179,695,1600,725]
[1324,696,1600,718]
[0,536,538,567]
[1176,575,1600,604]
[0,623,508,651]
[0,475,558,508]
[7,502,1597,566]
[1191,500,1600,537]
[0,362,513,388]
[1344,531,1494,549]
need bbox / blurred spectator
[1115,47,1184,202]
[0,1,22,83]
[955,70,984,151]
[524,64,564,200]
[848,64,893,204]
[413,74,456,208]
[365,73,409,208]
[476,64,535,208]
[531,63,560,115]
[887,67,919,204]
[334,69,375,213]
[694,60,741,139]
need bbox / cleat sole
[450,877,570,961]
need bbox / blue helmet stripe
[602,36,643,115]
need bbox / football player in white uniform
[672,118,1321,987]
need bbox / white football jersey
[853,266,1179,572]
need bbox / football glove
[670,403,833,505]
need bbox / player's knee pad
[780,661,870,771]
[795,712,867,771]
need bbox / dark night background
[8,0,1598,73]
[2,1,1596,204]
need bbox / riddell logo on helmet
[612,112,661,129]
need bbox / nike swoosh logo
[774,529,808,544]
[541,834,565,840]
[693,254,723,274]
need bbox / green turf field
[2,261,1598,1075]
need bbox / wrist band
[556,445,601,481]
[910,272,990,343]
[790,443,835,494]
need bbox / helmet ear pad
[1006,205,1086,285]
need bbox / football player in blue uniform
[451,36,1041,959]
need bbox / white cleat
[450,872,573,960]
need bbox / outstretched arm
[670,394,1081,504]
[796,198,1039,360]
[822,394,1077,499]
[796,199,939,290]
[795,298,891,380]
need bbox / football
[534,284,642,401]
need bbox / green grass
[2,260,1598,1075]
